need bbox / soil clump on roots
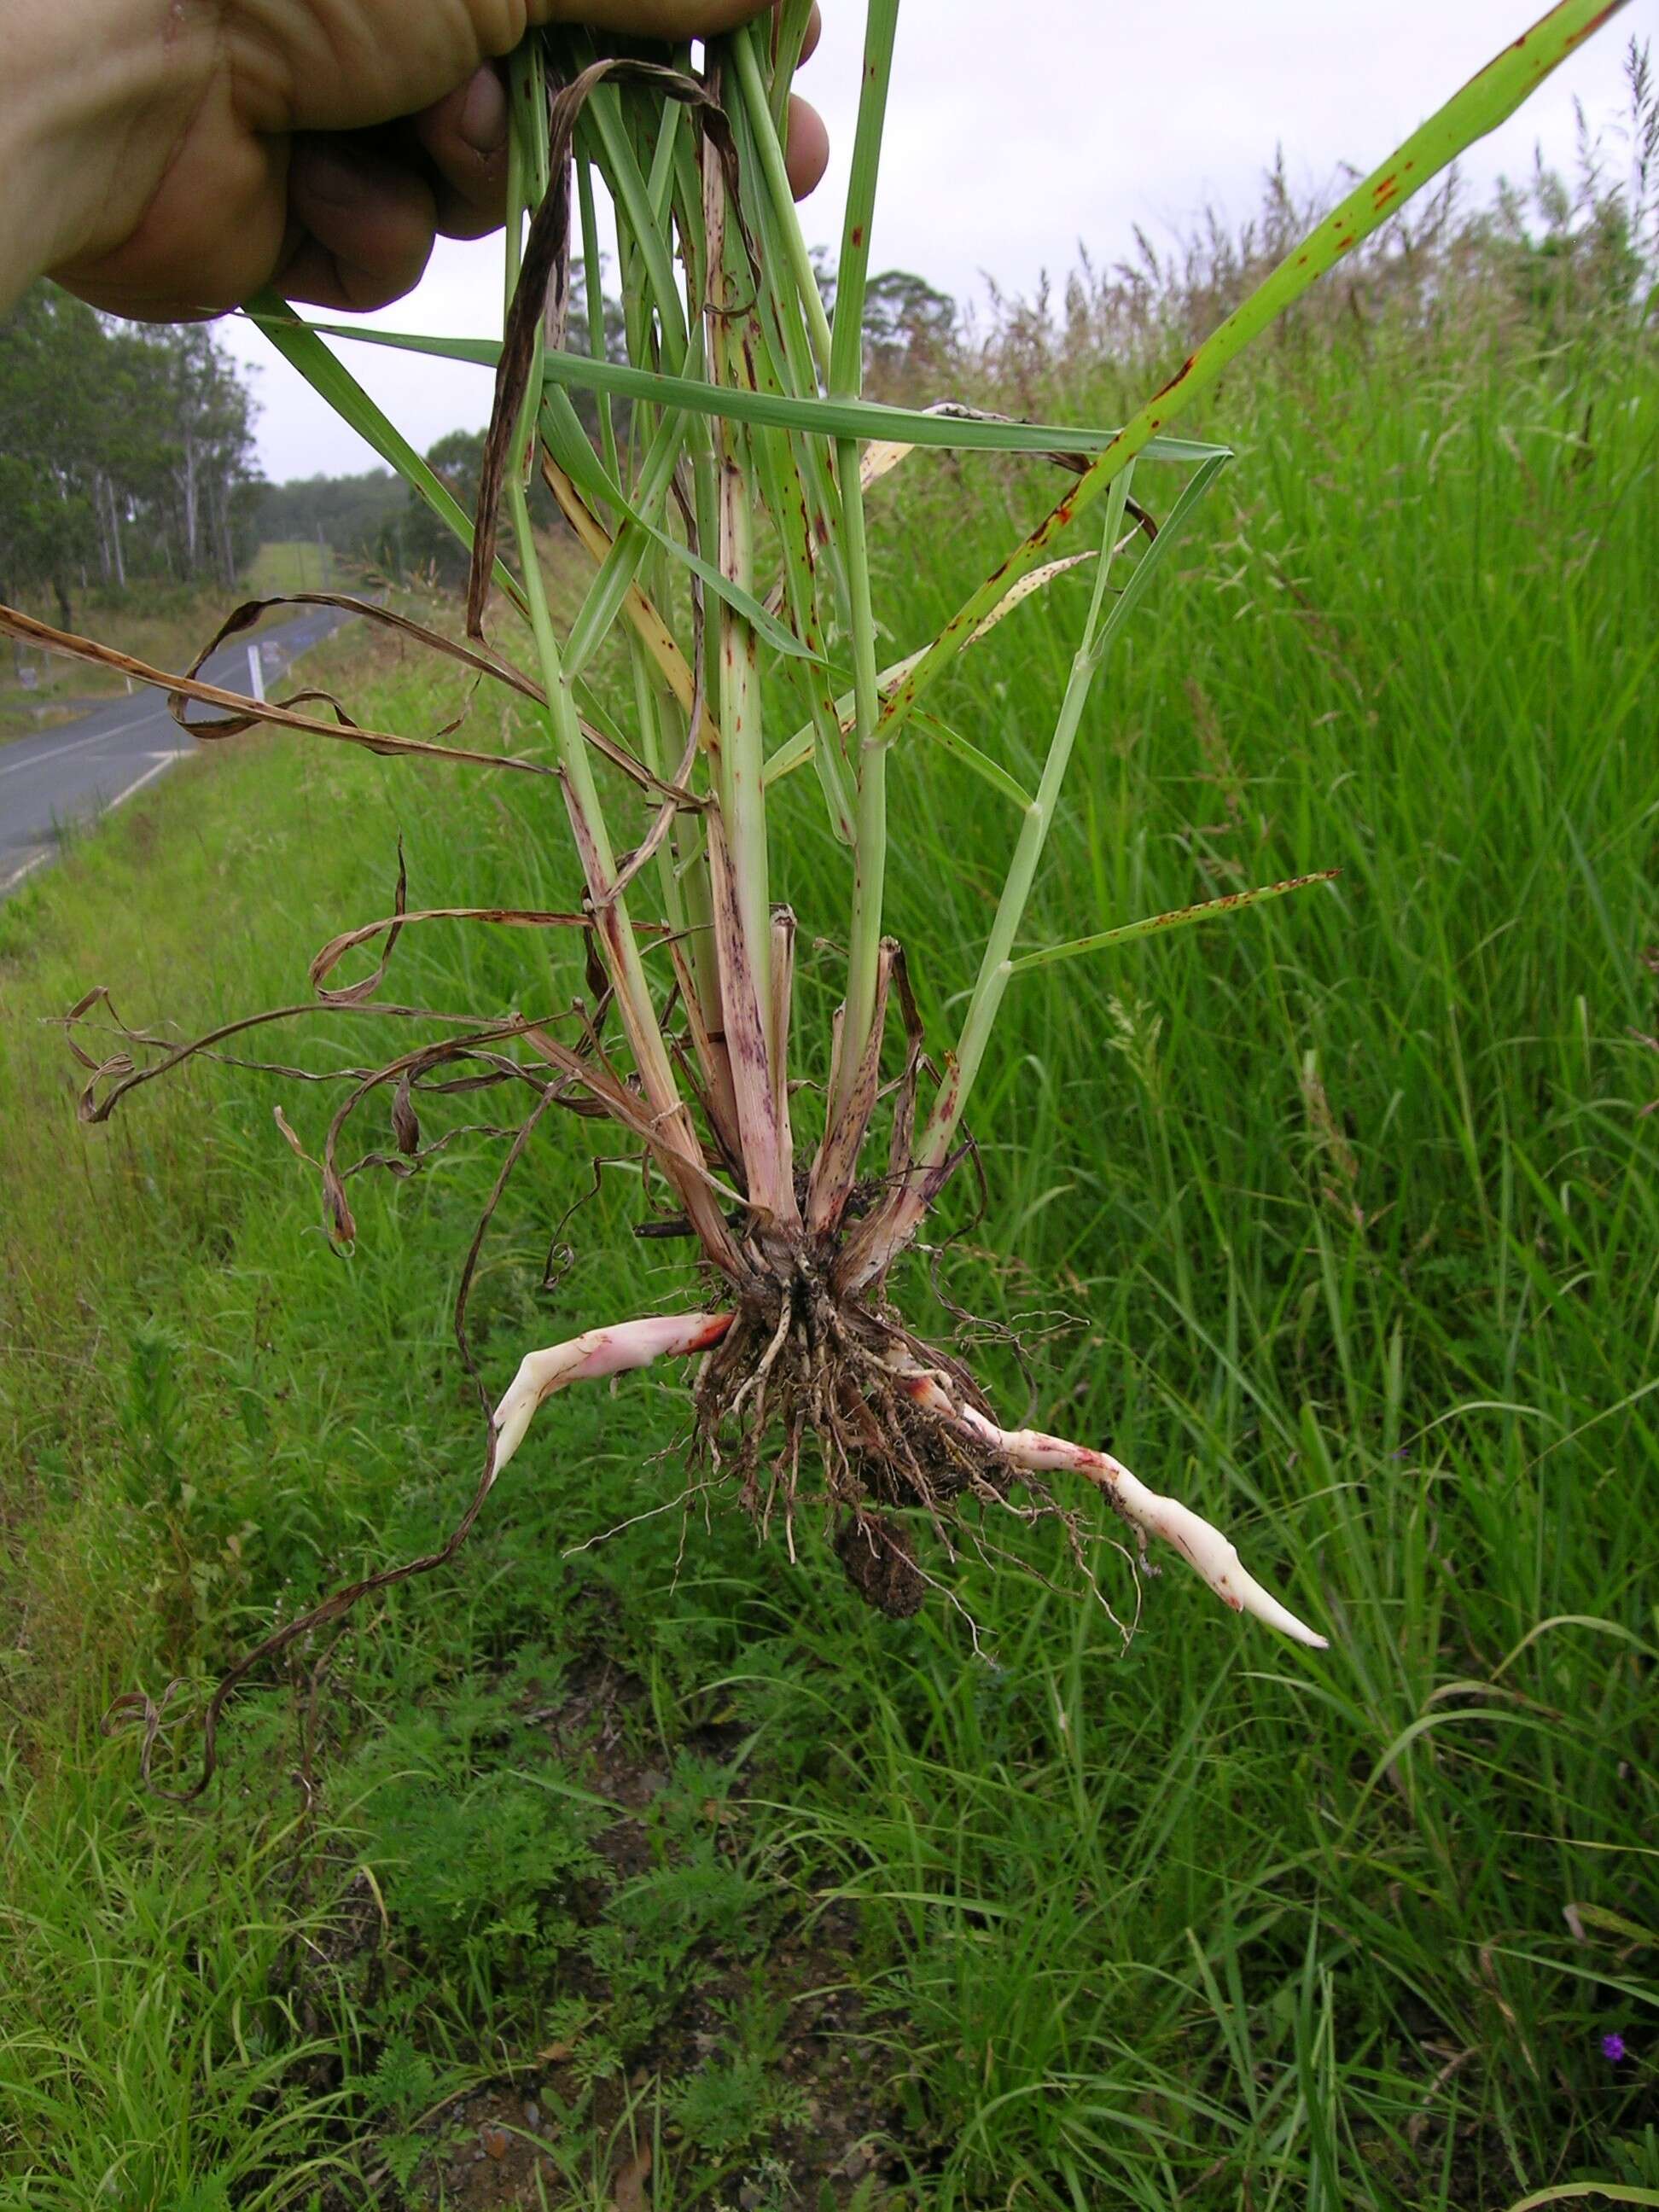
[689,1252,1067,1624]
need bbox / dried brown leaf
[469,57,726,637]
[611,2145,653,2212]
[0,602,550,777]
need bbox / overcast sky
[224,2,1646,482]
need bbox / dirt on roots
[687,1254,1086,1625]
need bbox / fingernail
[458,67,507,157]
[298,143,368,207]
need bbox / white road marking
[1,614,342,898]
[0,704,166,780]
[0,629,317,783]
[0,850,50,894]
[106,750,193,812]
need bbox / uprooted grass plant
[3,47,1656,2205]
[0,0,1634,1784]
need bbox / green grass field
[2,300,1655,2209]
[244,541,337,597]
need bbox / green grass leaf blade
[538,389,824,668]
[914,714,1034,812]
[542,354,1227,462]
[731,25,835,386]
[560,399,690,675]
[753,425,857,841]
[1080,452,1231,667]
[613,491,824,667]
[829,0,900,400]
[766,0,817,137]
[567,62,690,370]
[238,311,1226,461]
[1007,872,1340,975]
[1505,2191,1659,2209]
[575,151,621,491]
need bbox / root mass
[689,1255,1052,1622]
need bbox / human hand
[8,0,828,323]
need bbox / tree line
[0,286,260,629]
[0,259,963,622]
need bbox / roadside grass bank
[1,310,1656,2208]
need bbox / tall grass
[2,177,1656,2212]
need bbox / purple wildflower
[1601,2032,1627,2064]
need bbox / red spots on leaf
[1150,353,1196,404]
[851,224,864,249]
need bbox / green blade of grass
[564,54,690,370]
[239,311,1227,462]
[1505,2191,1659,2209]
[828,0,900,402]
[1006,872,1341,976]
[731,23,835,387]
[769,456,1226,810]
[760,525,1113,795]
[574,149,621,492]
[914,714,1035,812]
[600,475,826,667]
[754,424,858,841]
[766,0,816,138]
[1076,451,1232,669]
[560,397,693,676]
[548,398,823,670]
[537,353,1230,464]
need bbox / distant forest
[0,255,961,623]
[0,289,260,628]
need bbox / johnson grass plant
[1,67,1655,2204]
[3,0,1659,2194]
[0,0,1641,1784]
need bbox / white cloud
[225,1,1643,481]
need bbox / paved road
[1,605,346,898]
